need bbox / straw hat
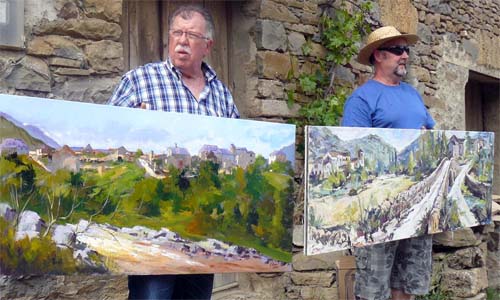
[357,26,419,65]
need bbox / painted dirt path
[76,223,289,274]
[447,161,477,226]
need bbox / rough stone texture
[287,31,306,55]
[28,35,85,60]
[300,286,339,300]
[33,18,122,41]
[260,100,300,118]
[52,76,121,104]
[260,0,300,24]
[255,20,287,51]
[258,79,285,99]
[293,251,347,271]
[0,275,128,299]
[379,0,419,34]
[48,57,84,68]
[5,56,51,92]
[293,224,304,247]
[257,51,297,80]
[447,246,486,269]
[83,0,122,23]
[290,271,334,287]
[84,40,124,74]
[434,228,483,247]
[441,268,488,298]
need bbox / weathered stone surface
[257,79,285,99]
[53,67,91,76]
[300,286,338,300]
[5,56,51,92]
[255,20,287,51]
[434,228,482,247]
[48,57,83,68]
[33,18,121,41]
[441,268,488,298]
[290,271,334,287]
[28,35,84,60]
[261,100,300,118]
[379,0,418,34]
[56,0,80,19]
[411,65,431,82]
[257,51,297,80]
[0,275,128,300]
[293,251,347,271]
[260,0,299,24]
[52,76,120,103]
[83,0,122,23]
[288,32,306,55]
[301,11,320,26]
[447,246,486,269]
[334,65,355,86]
[476,29,500,69]
[84,40,123,73]
[309,43,327,59]
[418,23,433,44]
[284,23,318,35]
[293,225,304,247]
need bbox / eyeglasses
[377,45,410,56]
[169,29,208,41]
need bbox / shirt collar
[165,58,217,82]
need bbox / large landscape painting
[305,126,494,255]
[0,94,296,275]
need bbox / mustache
[175,45,191,54]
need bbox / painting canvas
[0,94,296,275]
[305,126,494,256]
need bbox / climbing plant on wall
[288,1,373,126]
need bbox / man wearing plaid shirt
[108,5,239,300]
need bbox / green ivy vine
[288,1,373,126]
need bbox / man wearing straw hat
[342,26,435,300]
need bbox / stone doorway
[465,71,500,195]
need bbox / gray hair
[169,5,215,40]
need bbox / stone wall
[1,0,499,299]
[0,0,123,103]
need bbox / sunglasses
[377,45,410,56]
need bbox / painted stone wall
[1,0,499,299]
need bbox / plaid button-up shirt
[108,59,239,119]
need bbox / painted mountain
[0,94,296,276]
[305,126,494,255]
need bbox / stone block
[379,0,418,34]
[52,76,121,104]
[290,271,334,287]
[48,57,84,68]
[433,228,482,247]
[300,286,338,300]
[288,32,306,55]
[410,65,431,82]
[292,250,347,271]
[5,56,51,92]
[83,0,122,23]
[33,18,122,41]
[257,51,297,80]
[28,35,84,60]
[260,0,299,24]
[285,23,318,35]
[53,68,91,76]
[447,246,485,269]
[255,20,287,51]
[293,224,304,247]
[441,268,488,298]
[84,40,123,74]
[257,79,285,99]
[260,100,300,118]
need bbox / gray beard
[394,65,407,77]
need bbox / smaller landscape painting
[0,94,296,275]
[305,126,494,256]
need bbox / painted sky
[0,95,295,158]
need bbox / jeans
[128,274,214,300]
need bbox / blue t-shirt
[341,80,435,129]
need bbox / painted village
[305,127,494,255]
[0,110,295,275]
